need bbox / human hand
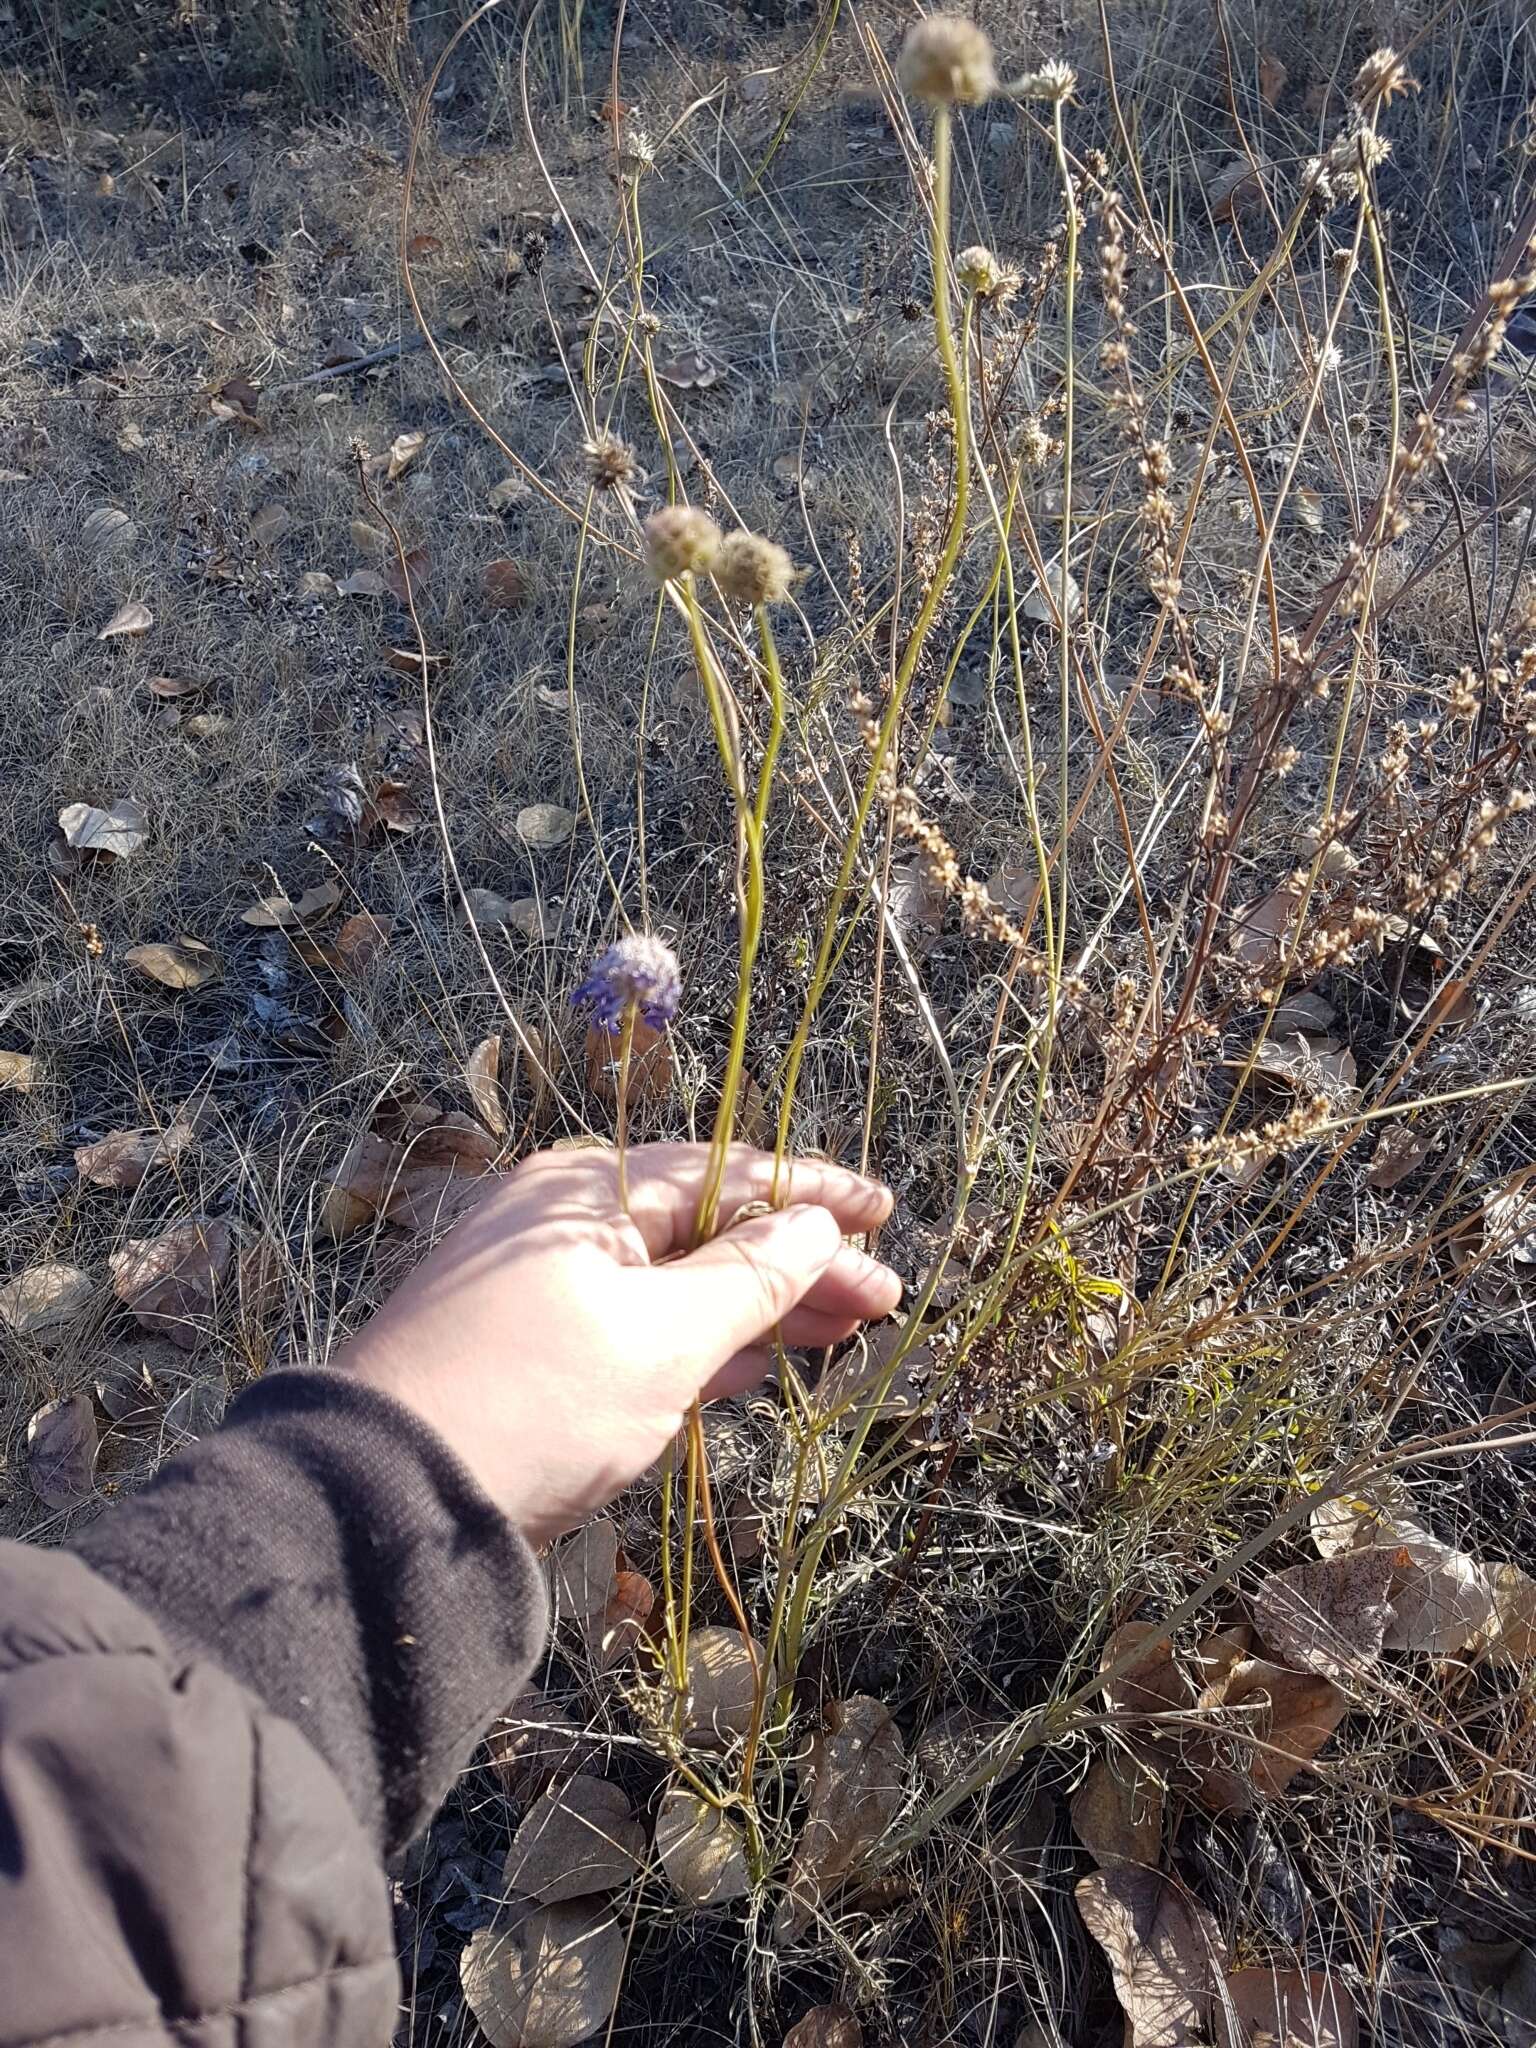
[338,1142,901,1548]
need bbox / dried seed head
[574,933,681,1032]
[643,505,722,582]
[714,531,795,606]
[1352,46,1416,108]
[583,432,639,491]
[897,16,998,105]
[955,244,1005,296]
[1012,58,1076,102]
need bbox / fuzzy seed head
[715,530,795,606]
[574,933,681,1033]
[956,244,1003,295]
[583,432,639,491]
[1352,46,1416,108]
[1014,57,1076,102]
[643,505,722,582]
[897,16,997,105]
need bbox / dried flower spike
[897,16,997,105]
[1352,47,1416,108]
[643,505,722,583]
[574,934,681,1033]
[583,433,639,492]
[715,531,795,606]
[1011,58,1076,103]
[956,245,1003,296]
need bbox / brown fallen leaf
[550,1516,619,1623]
[813,1319,931,1422]
[84,505,135,556]
[777,1695,905,1938]
[483,557,533,609]
[146,674,204,701]
[461,1895,624,2048]
[464,888,544,939]
[336,568,386,599]
[386,429,426,480]
[384,643,446,676]
[332,910,392,973]
[382,545,430,604]
[1230,884,1302,974]
[1208,157,1269,224]
[1366,1126,1430,1190]
[584,1017,673,1105]
[588,1568,654,1669]
[1191,1656,1348,1813]
[59,797,148,858]
[1216,1967,1357,2048]
[1250,1548,1394,1680]
[502,1777,644,1903]
[0,1263,97,1345]
[249,501,289,545]
[516,802,577,850]
[685,1626,765,1746]
[1257,51,1289,108]
[1076,1865,1227,2048]
[655,1786,752,1908]
[350,518,387,556]
[0,1050,41,1092]
[405,232,443,258]
[297,571,339,599]
[75,1117,199,1190]
[97,598,154,641]
[463,1036,505,1135]
[319,1118,498,1239]
[124,937,221,991]
[1071,1754,1164,1868]
[1382,1540,1493,1655]
[363,778,422,836]
[27,1394,99,1509]
[487,1688,602,1802]
[784,2008,862,2048]
[656,350,724,390]
[240,880,343,927]
[109,1218,231,1349]
[1100,1622,1195,1739]
[1471,1561,1536,1667]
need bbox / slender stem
[614,1004,637,1216]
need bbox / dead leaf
[656,350,723,390]
[27,1394,98,1508]
[333,910,391,972]
[777,1695,905,1938]
[888,859,945,954]
[240,880,343,928]
[363,778,422,836]
[0,1264,96,1345]
[1251,1033,1358,1104]
[297,570,339,599]
[1258,52,1289,108]
[0,1050,41,1092]
[1366,1126,1429,1189]
[484,557,533,609]
[76,1117,199,1190]
[684,1626,764,1745]
[386,429,426,480]
[1071,1755,1164,1868]
[1471,1561,1536,1666]
[109,1218,230,1348]
[488,475,531,512]
[655,1786,752,1907]
[516,803,577,851]
[319,1119,498,1239]
[1077,1865,1226,2048]
[461,1895,624,2048]
[1230,885,1302,974]
[1100,1622,1195,1732]
[406,232,443,258]
[350,518,387,556]
[146,675,204,701]
[1191,1656,1348,1812]
[589,1568,654,1668]
[1382,1541,1493,1655]
[1310,1492,1430,1560]
[116,421,146,454]
[59,797,148,858]
[812,1319,931,1422]
[502,1777,643,1903]
[83,505,135,556]
[97,598,154,640]
[1021,552,1081,624]
[336,568,387,599]
[1216,1967,1357,2048]
[487,1688,602,1801]
[465,889,546,941]
[1208,157,1269,223]
[382,545,430,604]
[584,1017,673,1105]
[124,937,221,991]
[551,1516,619,1622]
[1250,1548,1394,1680]
[785,2008,862,2048]
[249,501,289,545]
[1486,1177,1536,1263]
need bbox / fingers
[624,1144,892,1260]
[657,1203,849,1379]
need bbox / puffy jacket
[0,1372,546,2046]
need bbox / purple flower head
[574,933,681,1034]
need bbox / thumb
[657,1203,844,1376]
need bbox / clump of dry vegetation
[6,0,1536,2041]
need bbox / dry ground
[5,1,1536,2044]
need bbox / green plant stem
[614,1003,637,1215]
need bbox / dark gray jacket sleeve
[0,1371,548,2048]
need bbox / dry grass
[6,0,1536,2042]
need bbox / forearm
[73,1369,547,1855]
